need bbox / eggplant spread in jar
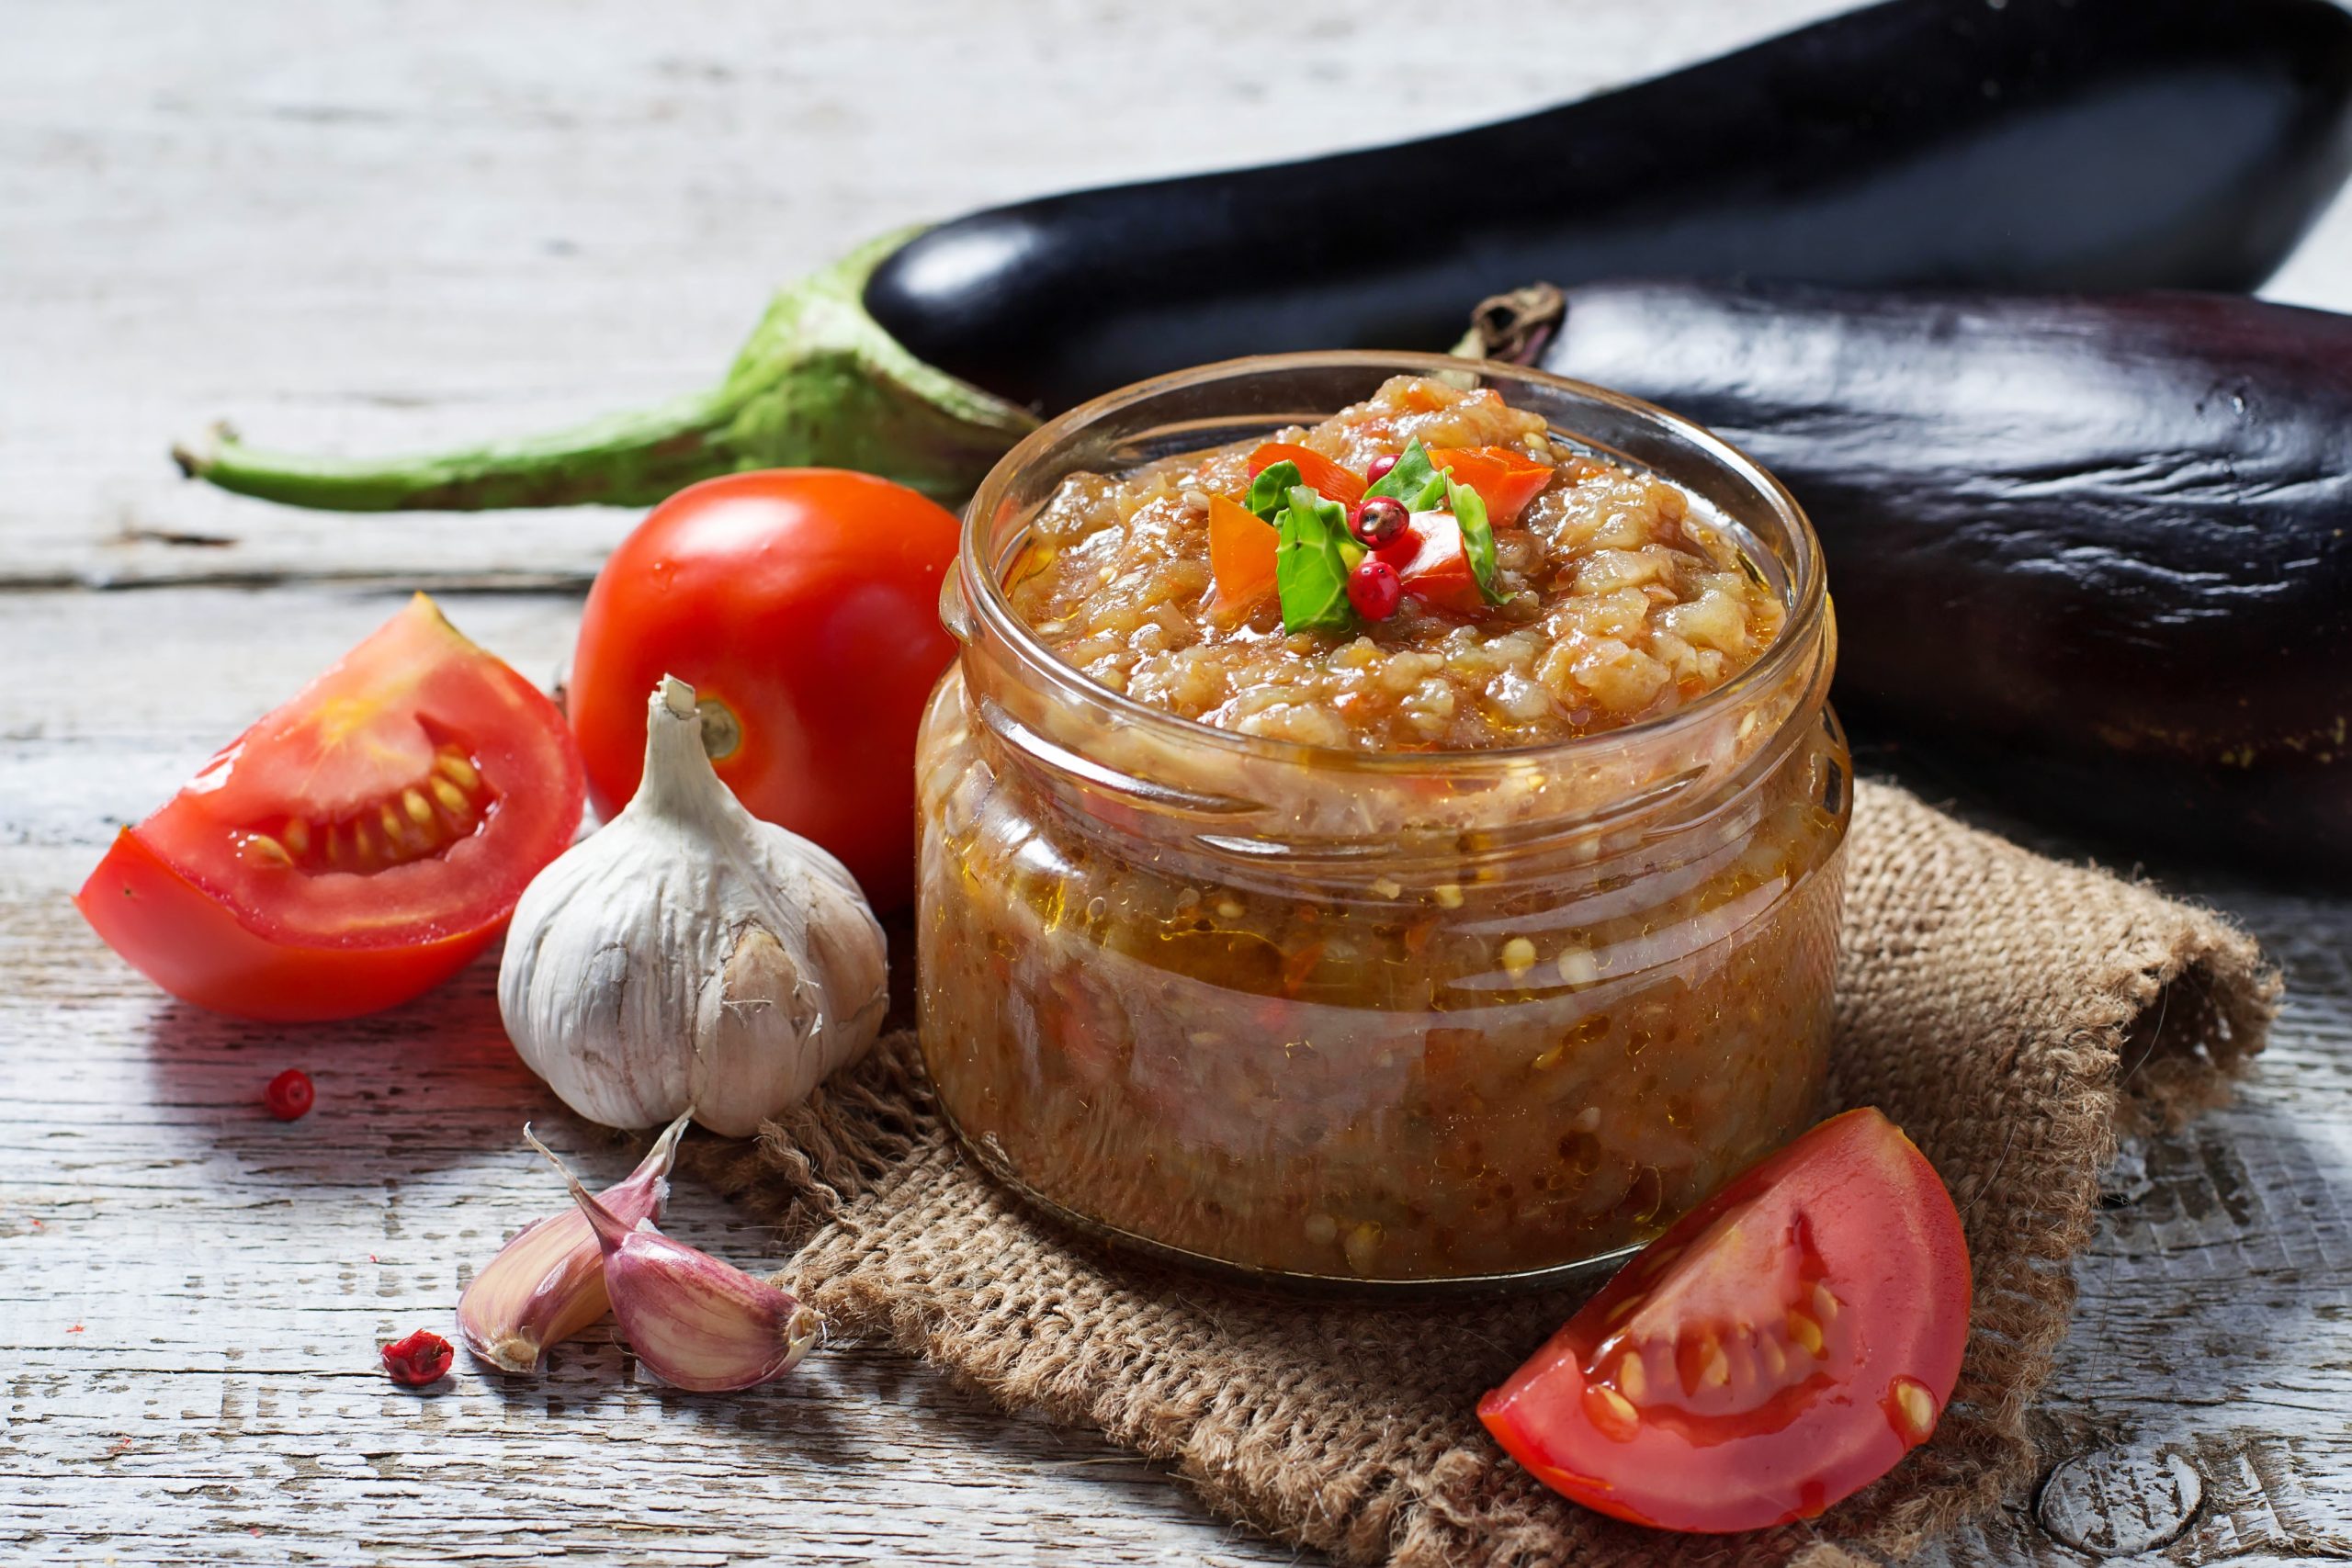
[918,371,1847,1284]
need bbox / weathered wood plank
[1,0,1854,591]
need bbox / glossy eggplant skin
[865,0,2352,413]
[1539,281,2352,875]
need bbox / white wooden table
[6,3,2349,1562]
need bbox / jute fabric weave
[695,779,2275,1566]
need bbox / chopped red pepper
[1393,511,1486,614]
[1428,446,1555,525]
[1247,443,1366,507]
[1206,494,1278,617]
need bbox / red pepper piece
[1247,443,1366,506]
[1428,446,1555,525]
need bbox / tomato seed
[1884,1375,1939,1444]
[1581,1382,1641,1442]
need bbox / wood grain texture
[6,1,2351,1563]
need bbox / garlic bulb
[499,676,888,1136]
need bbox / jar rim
[956,349,1828,779]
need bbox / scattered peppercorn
[381,1328,454,1387]
[1347,558,1404,621]
[1349,495,1409,551]
[263,1068,314,1121]
[1365,454,1399,486]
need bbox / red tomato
[1479,1108,1972,1534]
[566,468,961,909]
[1393,511,1486,614]
[1247,442,1367,506]
[75,594,583,1021]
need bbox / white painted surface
[5,2,2349,1563]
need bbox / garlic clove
[456,1111,689,1374]
[538,1132,822,1393]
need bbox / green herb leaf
[1363,441,1436,505]
[1275,483,1360,634]
[1366,438,1450,514]
[1249,461,1305,522]
[1445,473,1509,605]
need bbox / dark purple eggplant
[1532,280,2352,875]
[868,0,2352,412]
[175,0,2352,513]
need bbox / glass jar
[916,353,1848,1291]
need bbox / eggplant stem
[171,230,1038,513]
[1452,284,1567,367]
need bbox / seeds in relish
[1346,557,1403,621]
[1365,453,1399,486]
[1349,496,1409,550]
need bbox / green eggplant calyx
[169,229,1039,513]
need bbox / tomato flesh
[1393,511,1485,614]
[1478,1108,1972,1534]
[74,594,582,1021]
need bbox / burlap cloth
[694,779,2276,1566]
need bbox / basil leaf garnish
[1249,460,1304,522]
[1445,473,1509,605]
[1274,483,1359,634]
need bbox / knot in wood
[2035,1444,2203,1556]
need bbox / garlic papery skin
[455,1111,690,1374]
[498,676,889,1137]
[541,1134,822,1393]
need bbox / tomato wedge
[1392,511,1485,614]
[1428,446,1554,525]
[1206,493,1279,616]
[1479,1109,1971,1534]
[75,594,583,1021]
[1247,442,1366,506]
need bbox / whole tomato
[568,469,962,908]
